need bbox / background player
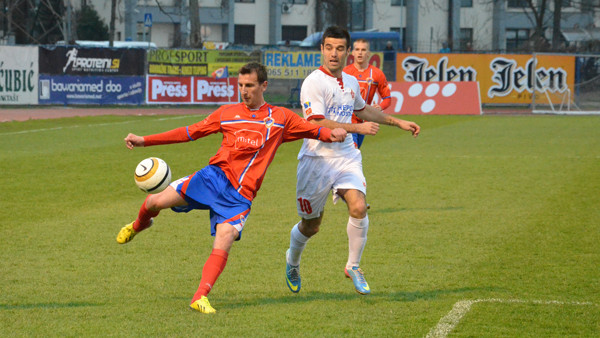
[117,62,347,314]
[343,38,392,148]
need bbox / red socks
[191,249,229,303]
[133,195,160,232]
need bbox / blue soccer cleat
[285,250,301,293]
[345,266,371,295]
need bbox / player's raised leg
[117,187,186,244]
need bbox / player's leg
[189,173,251,313]
[338,188,370,294]
[117,187,187,244]
[286,157,331,293]
[190,222,239,314]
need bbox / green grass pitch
[0,113,598,336]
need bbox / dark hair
[239,62,268,84]
[321,26,350,49]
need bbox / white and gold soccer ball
[134,157,171,193]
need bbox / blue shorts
[170,165,252,239]
[353,133,365,148]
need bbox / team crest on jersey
[264,117,274,128]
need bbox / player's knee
[348,203,367,219]
[300,218,321,237]
[144,194,163,211]
[216,223,239,241]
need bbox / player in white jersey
[285,26,420,295]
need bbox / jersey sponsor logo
[327,104,353,117]
[234,129,264,150]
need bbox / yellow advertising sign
[147,49,259,76]
[396,53,575,104]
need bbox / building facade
[48,0,600,52]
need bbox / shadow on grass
[0,302,102,310]
[220,286,497,310]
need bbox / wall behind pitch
[0,46,38,105]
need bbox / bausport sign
[146,75,239,104]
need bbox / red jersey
[144,102,332,201]
[343,64,391,123]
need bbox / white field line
[0,115,193,136]
[426,298,597,338]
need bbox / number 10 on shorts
[297,197,313,214]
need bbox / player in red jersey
[343,38,392,148]
[116,62,347,314]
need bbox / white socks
[346,215,369,269]
[287,216,369,269]
[287,222,309,266]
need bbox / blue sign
[39,75,145,105]
[144,13,152,27]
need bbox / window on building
[391,0,405,6]
[282,25,307,42]
[350,0,366,31]
[459,28,473,51]
[293,0,308,4]
[507,0,528,8]
[235,0,255,3]
[506,28,529,51]
[561,0,572,7]
[461,0,473,7]
[234,25,255,45]
[391,27,407,50]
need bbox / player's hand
[124,133,145,149]
[358,121,380,135]
[398,120,420,138]
[330,128,347,142]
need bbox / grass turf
[0,114,598,336]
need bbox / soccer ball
[134,157,172,193]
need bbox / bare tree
[189,0,202,48]
[315,0,349,32]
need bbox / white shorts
[296,152,367,219]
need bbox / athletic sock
[132,195,160,232]
[346,215,369,269]
[191,249,229,303]
[287,222,309,266]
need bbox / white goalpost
[532,52,600,115]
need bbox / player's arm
[124,127,190,149]
[309,116,380,136]
[124,110,223,149]
[375,71,392,111]
[283,109,347,143]
[356,105,420,137]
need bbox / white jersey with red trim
[298,66,366,158]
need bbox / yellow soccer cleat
[116,222,138,244]
[190,296,216,314]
